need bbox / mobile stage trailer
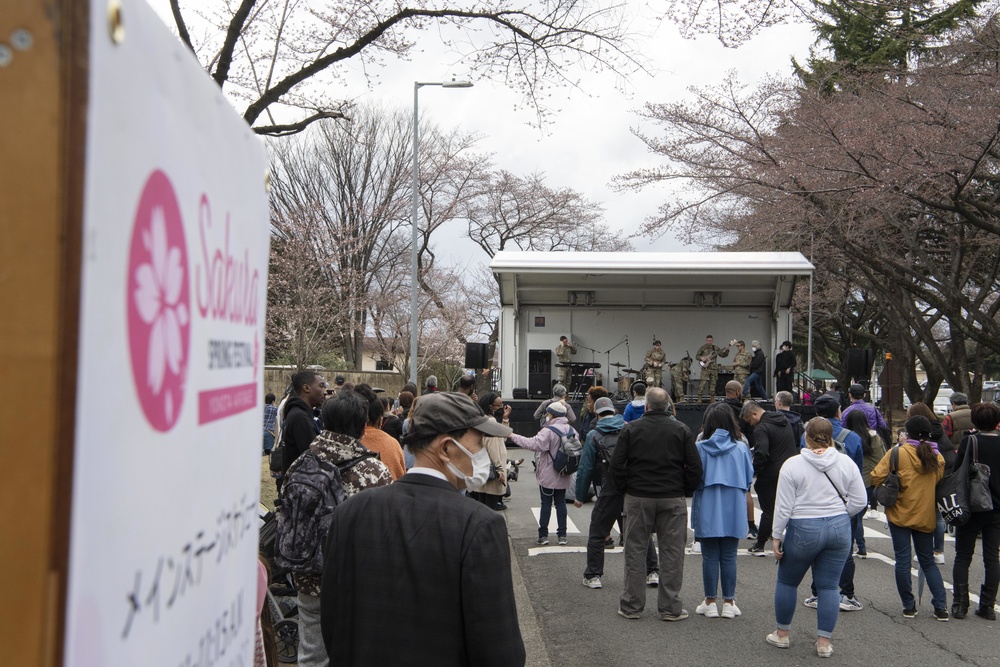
[490,251,814,400]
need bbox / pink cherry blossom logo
[127,170,191,431]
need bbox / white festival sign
[65,1,269,665]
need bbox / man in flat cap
[320,392,525,666]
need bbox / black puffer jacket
[752,410,799,482]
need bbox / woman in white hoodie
[767,418,867,658]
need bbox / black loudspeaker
[465,342,489,369]
[845,349,875,382]
[512,387,528,399]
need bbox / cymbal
[610,362,626,367]
[623,368,641,374]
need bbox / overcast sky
[149,1,816,267]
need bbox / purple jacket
[511,416,574,490]
[842,400,887,431]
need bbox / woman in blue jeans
[510,400,574,545]
[769,418,867,658]
[692,403,754,619]
[873,415,947,619]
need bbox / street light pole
[410,79,473,386]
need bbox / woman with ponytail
[871,415,947,620]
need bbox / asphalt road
[503,447,999,667]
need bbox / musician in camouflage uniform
[670,355,692,403]
[644,340,667,387]
[731,340,752,387]
[695,335,733,403]
[555,335,577,387]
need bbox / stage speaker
[465,342,489,369]
[512,387,528,399]
[846,349,875,382]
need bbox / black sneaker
[934,608,950,622]
[747,545,767,557]
[604,537,615,550]
[903,607,918,618]
[746,525,759,540]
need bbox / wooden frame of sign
[0,1,87,665]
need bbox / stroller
[259,504,299,664]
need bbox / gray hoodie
[771,447,867,539]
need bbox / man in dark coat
[610,388,702,621]
[320,392,525,666]
[773,341,796,394]
[741,401,799,556]
[280,370,327,478]
[743,340,769,400]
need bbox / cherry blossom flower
[134,207,189,403]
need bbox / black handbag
[969,436,994,513]
[875,446,901,508]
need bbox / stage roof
[491,251,814,309]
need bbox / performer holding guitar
[695,335,735,403]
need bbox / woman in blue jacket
[692,403,755,619]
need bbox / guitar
[699,340,736,368]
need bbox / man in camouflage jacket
[288,391,393,667]
[732,341,752,387]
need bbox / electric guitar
[699,340,736,368]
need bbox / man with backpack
[611,388,702,621]
[799,394,866,612]
[510,401,578,545]
[575,397,659,589]
[276,390,393,667]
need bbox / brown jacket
[871,444,944,533]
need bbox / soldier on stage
[555,335,577,387]
[732,340,752,387]
[695,335,734,403]
[644,340,667,387]
[670,354,692,403]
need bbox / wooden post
[0,1,87,665]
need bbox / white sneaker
[582,576,602,589]
[803,596,819,609]
[696,600,719,618]
[721,601,742,618]
[646,572,659,587]
[691,541,702,554]
[934,552,945,564]
[839,595,863,612]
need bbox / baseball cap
[594,397,615,415]
[814,395,841,418]
[546,401,568,416]
[408,393,512,439]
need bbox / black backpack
[274,446,374,574]
[594,429,621,469]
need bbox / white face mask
[444,438,492,490]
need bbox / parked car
[903,383,954,415]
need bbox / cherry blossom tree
[619,18,1000,402]
[166,0,640,134]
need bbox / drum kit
[610,362,643,400]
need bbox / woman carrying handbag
[872,416,947,620]
[950,402,1000,620]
